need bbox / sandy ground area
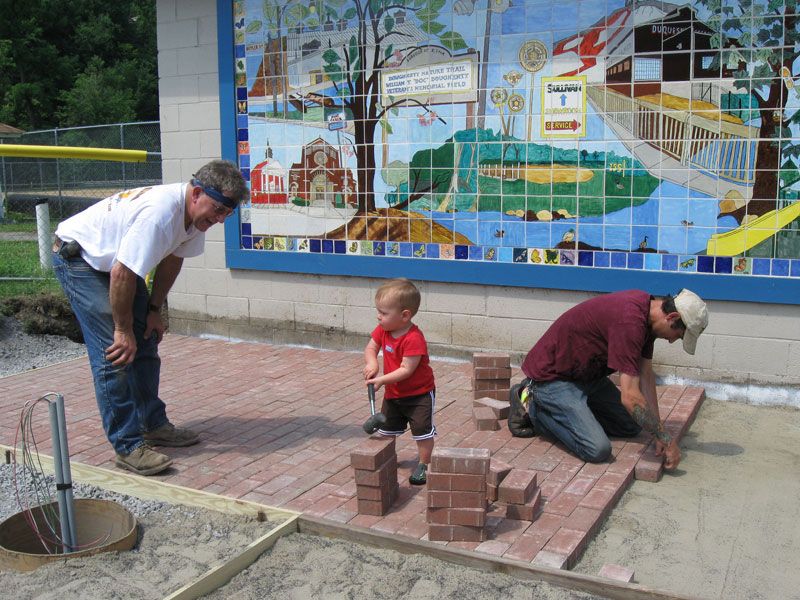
[575,399,800,600]
[206,533,603,600]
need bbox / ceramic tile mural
[229,0,800,280]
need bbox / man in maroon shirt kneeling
[517,289,708,470]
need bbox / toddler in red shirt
[364,278,436,485]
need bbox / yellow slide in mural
[706,201,800,256]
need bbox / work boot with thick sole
[115,445,173,476]
[143,423,200,447]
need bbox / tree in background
[0,0,157,130]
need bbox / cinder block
[473,407,500,431]
[430,447,490,475]
[350,436,396,471]
[598,563,635,583]
[427,507,487,527]
[474,397,511,420]
[473,388,510,401]
[473,366,513,380]
[488,459,512,486]
[353,454,397,487]
[427,472,486,492]
[498,469,538,505]
[472,353,511,368]
[428,524,487,542]
[428,489,488,509]
[504,488,542,521]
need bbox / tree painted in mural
[699,0,799,223]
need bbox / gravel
[0,316,87,378]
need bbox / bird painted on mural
[561,229,575,244]
[638,236,649,250]
[494,229,505,238]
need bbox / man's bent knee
[578,440,612,463]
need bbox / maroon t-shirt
[522,290,655,382]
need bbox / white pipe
[35,199,52,270]
[48,401,72,553]
[55,395,77,551]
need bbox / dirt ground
[575,398,800,600]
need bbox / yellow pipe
[0,144,152,162]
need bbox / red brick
[428,472,487,492]
[543,492,583,516]
[430,447,490,475]
[563,476,597,496]
[599,563,635,582]
[532,550,569,569]
[563,506,604,536]
[473,367,512,380]
[357,492,395,516]
[350,436,396,470]
[527,512,564,538]
[504,531,550,562]
[487,483,498,502]
[427,489,487,509]
[353,454,397,486]
[473,388,510,401]
[475,540,511,557]
[355,482,397,502]
[488,459,512,486]
[472,353,511,368]
[635,458,663,482]
[473,407,500,431]
[472,378,510,392]
[504,488,543,521]
[498,469,538,504]
[428,524,487,542]
[427,507,487,527]
[578,486,617,512]
[542,527,585,567]
[473,397,511,419]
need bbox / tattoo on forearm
[631,405,672,445]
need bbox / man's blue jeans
[53,250,168,454]
[527,377,641,463]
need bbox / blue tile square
[594,251,610,268]
[286,238,296,251]
[237,114,248,129]
[627,253,644,269]
[697,256,714,273]
[399,242,413,257]
[373,241,385,256]
[678,255,697,271]
[772,259,790,276]
[578,251,593,267]
[499,247,514,262]
[752,258,770,275]
[235,44,246,58]
[322,240,334,253]
[483,246,497,261]
[644,253,661,271]
[310,239,321,253]
[791,260,800,277]
[714,256,733,274]
[238,154,250,169]
[236,87,248,101]
[412,243,426,258]
[241,222,252,235]
[426,243,439,259]
[241,236,252,249]
[241,168,250,181]
[662,254,678,271]
[513,248,528,263]
[334,240,346,254]
[237,128,249,141]
[455,245,469,260]
[387,242,401,256]
[468,245,483,260]
[610,252,627,268]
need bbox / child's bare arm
[367,355,421,389]
[363,338,380,380]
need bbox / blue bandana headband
[191,178,237,209]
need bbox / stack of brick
[426,447,490,542]
[498,468,542,521]
[472,353,512,430]
[350,436,398,516]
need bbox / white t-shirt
[55,183,205,278]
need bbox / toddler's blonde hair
[375,278,421,316]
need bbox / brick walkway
[0,334,704,569]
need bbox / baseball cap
[674,289,708,355]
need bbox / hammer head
[362,412,388,434]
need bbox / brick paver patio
[0,334,704,569]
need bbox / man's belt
[53,236,82,258]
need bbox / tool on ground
[362,383,387,434]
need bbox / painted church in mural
[233,0,800,272]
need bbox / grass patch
[0,240,58,299]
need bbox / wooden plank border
[297,515,701,600]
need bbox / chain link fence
[0,122,162,298]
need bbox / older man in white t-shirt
[53,160,248,475]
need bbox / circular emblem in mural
[490,87,508,106]
[518,40,548,74]
[507,93,525,112]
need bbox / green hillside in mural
[385,128,659,218]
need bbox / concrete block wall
[157,0,800,399]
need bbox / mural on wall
[232,0,800,276]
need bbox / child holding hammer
[363,278,435,485]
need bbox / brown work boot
[115,445,173,476]
[143,422,200,447]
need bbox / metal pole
[47,401,72,553]
[55,394,77,552]
[120,123,127,188]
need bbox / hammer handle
[367,383,376,415]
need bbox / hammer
[362,383,387,434]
